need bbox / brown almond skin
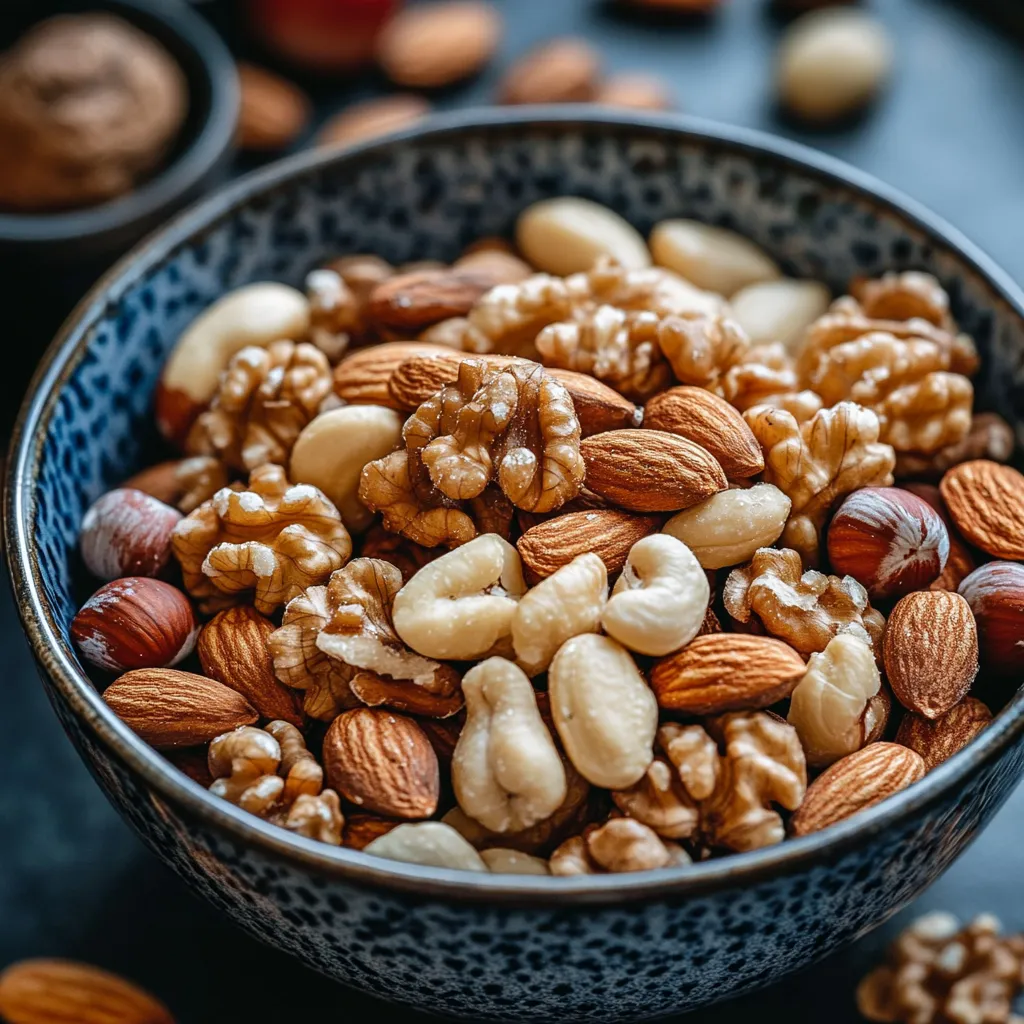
[650,634,806,714]
[581,429,728,512]
[333,342,454,407]
[367,268,500,330]
[895,697,993,771]
[103,669,258,749]
[790,743,927,836]
[883,591,979,720]
[324,708,440,819]
[349,670,464,719]
[198,606,304,727]
[237,63,310,151]
[546,368,642,437]
[940,460,1024,560]
[643,387,764,479]
[516,509,661,581]
[343,814,401,851]
[958,562,1024,676]
[0,959,174,1024]
[499,37,601,105]
[388,353,527,410]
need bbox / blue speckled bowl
[6,111,1024,1023]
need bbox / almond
[334,342,455,407]
[939,460,1024,560]
[649,634,806,714]
[499,37,601,105]
[318,94,430,148]
[642,387,765,478]
[580,429,728,512]
[103,669,258,749]
[516,508,661,581]
[0,959,174,1024]
[197,606,303,727]
[883,590,979,719]
[349,670,464,719]
[895,697,993,771]
[790,742,927,836]
[323,707,439,818]
[368,268,502,330]
[388,353,526,409]
[237,62,310,151]
[546,368,643,437]
[343,813,401,851]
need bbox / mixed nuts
[70,197,1022,877]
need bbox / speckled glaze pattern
[8,114,1024,1023]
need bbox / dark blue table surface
[4,0,1024,1020]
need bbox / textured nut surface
[392,534,526,660]
[0,959,174,1024]
[368,267,508,330]
[237,62,310,151]
[790,742,926,836]
[940,460,1024,560]
[883,590,979,719]
[80,488,181,581]
[650,634,806,715]
[333,341,454,407]
[545,367,643,437]
[323,708,440,819]
[642,386,764,478]
[452,658,567,832]
[317,94,431,148]
[895,412,1015,481]
[375,1,501,87]
[602,534,710,656]
[511,552,607,675]
[290,405,403,531]
[662,483,791,570]
[103,669,258,749]
[121,457,228,514]
[730,278,831,350]
[581,429,727,512]
[364,822,488,871]
[499,37,601,104]
[649,219,780,297]
[959,562,1024,675]
[586,818,672,873]
[516,197,651,276]
[787,634,881,767]
[549,633,658,789]
[387,353,530,411]
[896,697,993,771]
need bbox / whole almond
[103,669,257,749]
[198,606,303,727]
[581,429,728,512]
[650,634,806,714]
[790,742,927,836]
[895,697,993,771]
[883,590,979,719]
[334,342,455,407]
[516,509,661,581]
[643,386,765,478]
[318,94,431,148]
[368,268,505,330]
[0,959,174,1024]
[388,353,528,410]
[323,707,440,819]
[499,37,601,105]
[940,460,1024,560]
[237,62,310,151]
[376,2,501,87]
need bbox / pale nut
[662,483,791,570]
[729,278,832,351]
[883,591,979,720]
[778,9,893,123]
[649,219,780,298]
[290,405,403,531]
[363,821,488,871]
[510,552,608,676]
[498,37,601,105]
[594,73,672,111]
[548,633,658,789]
[958,562,1024,676]
[602,534,710,656]
[392,533,527,660]
[787,633,881,767]
[452,658,567,833]
[940,460,1024,561]
[79,488,182,580]
[71,577,198,674]
[155,283,310,444]
[515,197,651,277]
[480,848,551,874]
[895,697,993,771]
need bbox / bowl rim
[0,0,239,245]
[7,107,1024,905]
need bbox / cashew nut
[729,278,831,351]
[363,822,487,871]
[549,633,658,789]
[392,534,526,660]
[452,657,567,833]
[601,534,709,656]
[290,406,403,531]
[480,848,550,875]
[510,552,607,676]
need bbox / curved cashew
[363,822,487,871]
[393,534,526,660]
[602,534,709,656]
[452,657,567,833]
[480,848,550,875]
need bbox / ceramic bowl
[6,111,1024,1023]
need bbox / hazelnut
[79,488,182,581]
[958,563,1024,676]
[827,487,950,600]
[71,578,198,673]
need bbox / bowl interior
[9,112,1024,894]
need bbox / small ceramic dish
[6,110,1024,1022]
